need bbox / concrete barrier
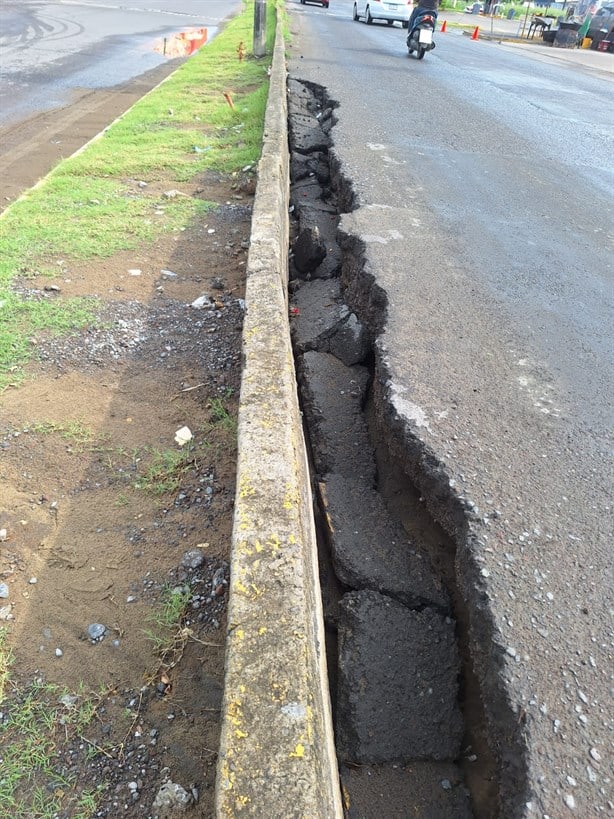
[215,22,343,819]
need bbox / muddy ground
[0,85,251,817]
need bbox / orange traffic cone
[440,19,447,32]
[471,25,479,40]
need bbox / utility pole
[254,0,266,57]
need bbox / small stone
[128,269,142,276]
[190,295,213,310]
[440,779,452,790]
[55,648,63,657]
[506,646,517,658]
[29,577,38,585]
[0,606,13,621]
[0,528,7,541]
[181,549,205,570]
[151,781,194,815]
[128,781,138,791]
[160,269,178,279]
[563,793,576,810]
[589,747,601,762]
[87,623,107,642]
[0,583,9,599]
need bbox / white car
[353,0,413,27]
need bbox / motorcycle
[406,9,437,59]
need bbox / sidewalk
[440,10,614,75]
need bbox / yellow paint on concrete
[235,580,250,596]
[289,743,305,758]
[235,729,248,739]
[227,700,244,728]
[306,706,314,743]
[234,628,245,641]
[239,474,256,499]
[258,627,267,635]
[283,484,300,510]
[266,534,281,552]
[271,682,288,703]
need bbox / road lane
[288,3,613,816]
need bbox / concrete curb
[214,23,343,819]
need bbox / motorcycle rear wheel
[417,45,426,59]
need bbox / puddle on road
[154,28,208,58]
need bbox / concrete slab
[336,590,464,763]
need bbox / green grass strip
[0,0,278,391]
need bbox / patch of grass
[208,396,238,435]
[0,292,98,390]
[27,419,96,447]
[133,446,198,495]
[73,786,104,819]
[0,0,276,392]
[0,628,14,702]
[144,585,192,660]
[0,679,104,818]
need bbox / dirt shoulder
[0,113,251,815]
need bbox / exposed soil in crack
[0,91,252,815]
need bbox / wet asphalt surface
[288,2,612,816]
[0,0,240,126]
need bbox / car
[300,0,329,8]
[352,0,412,27]
[587,4,614,47]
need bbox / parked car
[587,4,614,47]
[353,0,412,27]
[300,0,329,8]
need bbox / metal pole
[254,0,266,57]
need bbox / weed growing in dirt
[0,0,275,390]
[0,292,98,389]
[133,447,198,495]
[208,396,238,435]
[28,419,96,447]
[0,628,13,701]
[144,585,192,658]
[0,680,104,818]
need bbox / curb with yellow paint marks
[214,19,343,819]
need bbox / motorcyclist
[408,0,439,32]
